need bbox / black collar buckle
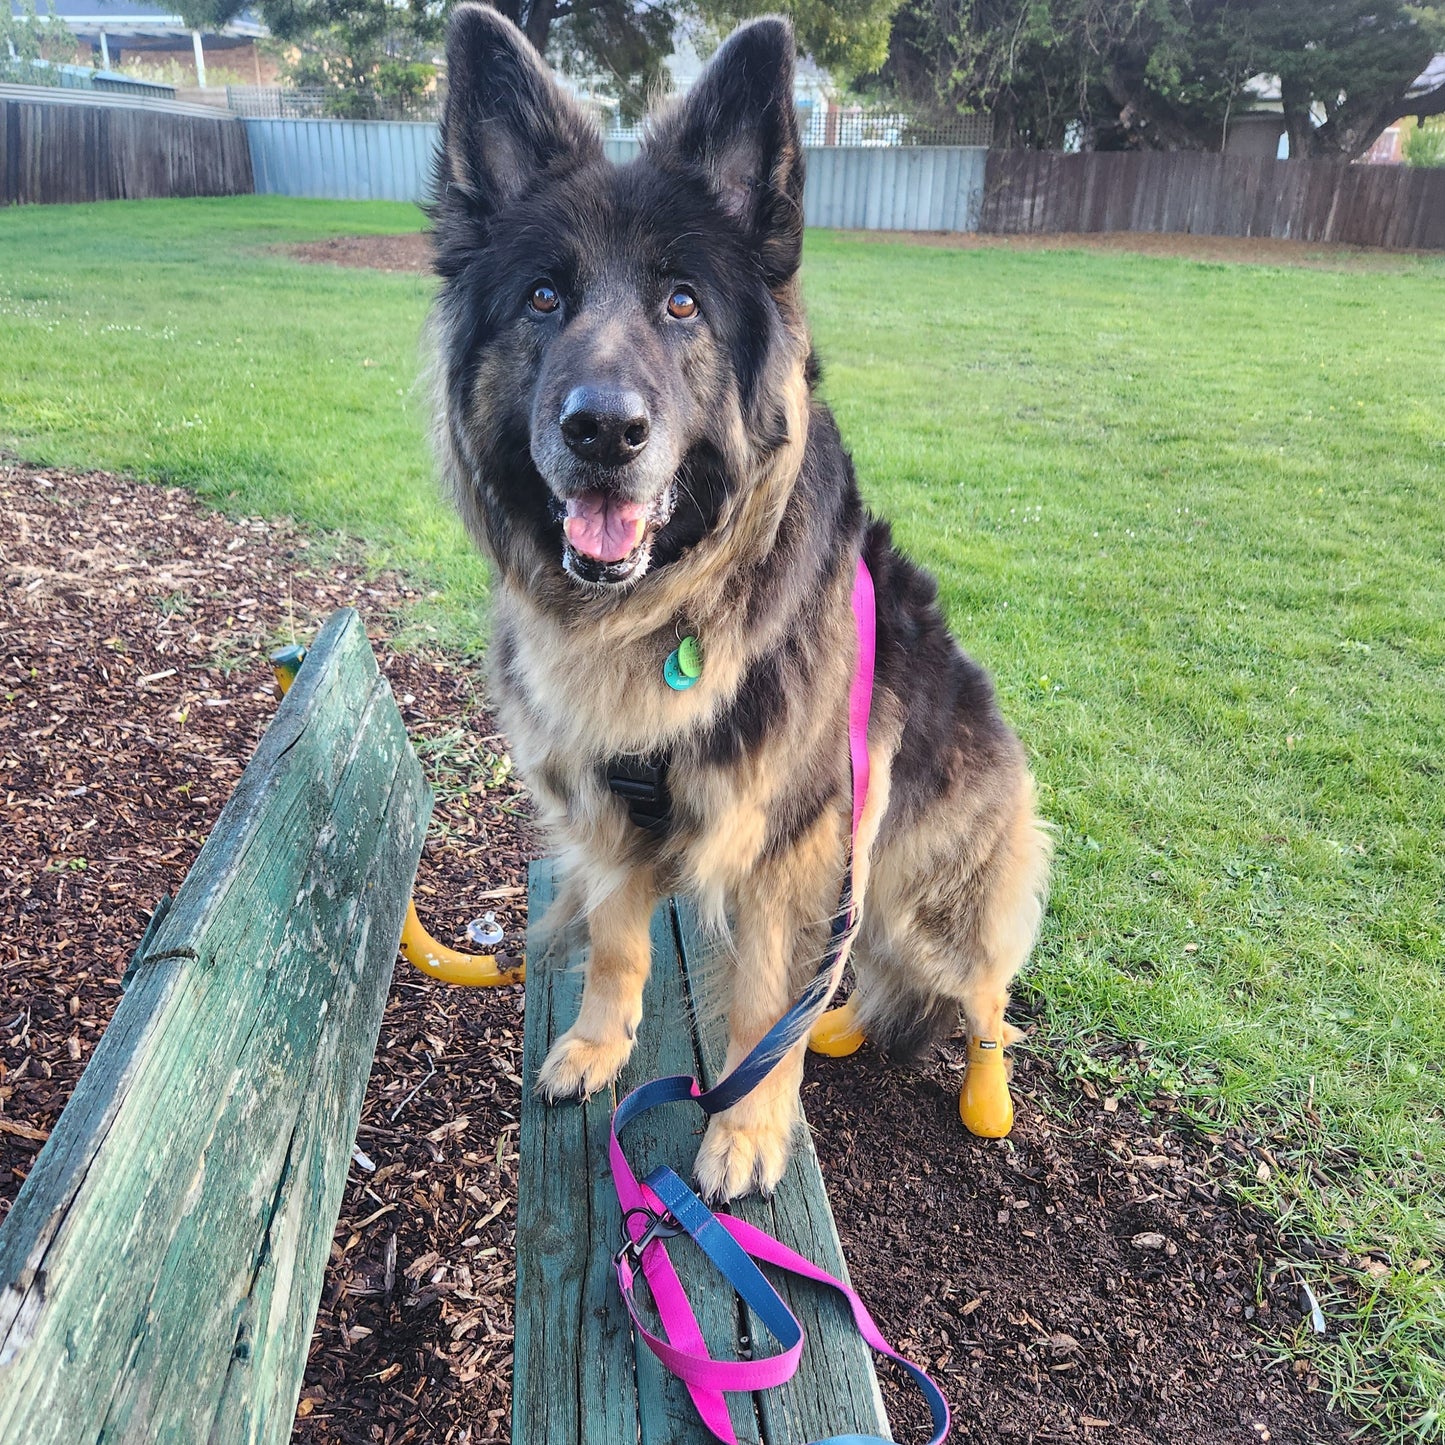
[605,754,672,833]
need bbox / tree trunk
[1279,74,1318,160]
[523,0,556,55]
[1322,79,1445,160]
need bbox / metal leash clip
[616,1205,683,1266]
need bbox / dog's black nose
[560,387,650,466]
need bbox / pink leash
[606,557,951,1444]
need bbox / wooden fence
[980,149,1445,249]
[0,86,252,206]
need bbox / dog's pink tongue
[563,493,646,564]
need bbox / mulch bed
[1,461,1364,1444]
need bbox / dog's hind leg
[959,785,1050,1050]
[955,793,1049,1135]
[537,865,660,1101]
[854,777,1050,1126]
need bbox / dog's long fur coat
[429,4,1050,1200]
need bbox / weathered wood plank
[675,902,892,1445]
[513,862,593,1445]
[515,863,890,1444]
[0,607,430,1444]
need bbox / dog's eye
[529,282,560,315]
[666,288,698,320]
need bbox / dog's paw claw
[536,1028,632,1102]
[694,1110,796,1202]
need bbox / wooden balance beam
[515,859,892,1444]
[0,609,431,1443]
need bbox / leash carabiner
[616,1205,683,1266]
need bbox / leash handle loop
[609,1134,950,1444]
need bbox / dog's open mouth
[559,487,672,585]
[563,493,647,564]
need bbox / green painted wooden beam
[514,860,891,1445]
[0,608,432,1445]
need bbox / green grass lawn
[2,197,1443,1437]
[0,196,478,643]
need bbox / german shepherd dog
[429,5,1050,1201]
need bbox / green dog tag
[677,634,703,678]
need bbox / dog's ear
[648,17,804,285]
[438,4,599,222]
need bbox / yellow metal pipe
[269,643,524,989]
[399,900,524,987]
[806,995,865,1057]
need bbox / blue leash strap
[695,870,857,1117]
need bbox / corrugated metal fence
[245,118,437,202]
[805,146,984,230]
[243,119,988,231]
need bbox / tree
[505,0,680,118]
[874,0,1229,150]
[1,0,76,80]
[1249,0,1445,159]
[187,0,902,119]
[252,0,441,114]
[874,0,1445,158]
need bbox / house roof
[1245,53,1444,105]
[1412,52,1445,96]
[9,0,266,42]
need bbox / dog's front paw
[693,1103,798,1202]
[536,1027,633,1102]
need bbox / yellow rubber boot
[808,996,866,1057]
[959,1036,1014,1138]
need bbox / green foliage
[874,0,1445,156]
[273,0,442,115]
[0,0,74,79]
[695,0,903,78]
[1404,117,1445,166]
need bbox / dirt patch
[285,226,1431,277]
[289,232,435,273]
[1,462,1365,1443]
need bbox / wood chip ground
[1,460,1367,1444]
